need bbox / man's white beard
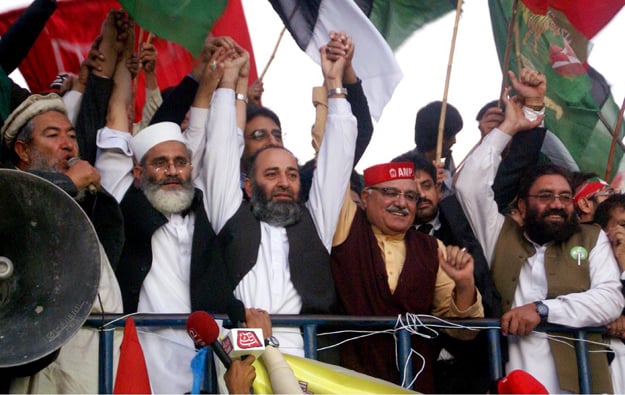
[142,179,194,215]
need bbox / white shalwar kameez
[195,88,356,357]
[456,127,625,393]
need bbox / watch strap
[327,87,348,97]
[235,92,248,104]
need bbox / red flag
[212,0,258,84]
[0,0,258,122]
[521,0,625,39]
[113,317,152,394]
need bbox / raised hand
[497,87,544,136]
[140,42,157,74]
[320,45,346,92]
[438,245,476,311]
[326,31,356,83]
[508,69,546,109]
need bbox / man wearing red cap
[330,161,483,392]
[573,176,615,223]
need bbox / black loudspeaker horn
[0,169,100,368]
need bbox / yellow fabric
[252,353,417,394]
[311,86,328,153]
[333,195,483,321]
[259,347,303,394]
[372,224,406,293]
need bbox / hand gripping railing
[85,314,605,394]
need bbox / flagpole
[605,96,625,181]
[259,26,286,81]
[498,0,519,108]
[435,0,463,165]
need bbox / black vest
[217,201,336,314]
[116,186,240,316]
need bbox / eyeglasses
[527,192,573,205]
[367,186,419,203]
[145,158,191,173]
[248,129,284,141]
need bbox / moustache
[158,176,183,185]
[416,196,432,206]
[271,186,295,197]
[542,208,567,219]
[386,205,410,216]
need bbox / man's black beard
[250,183,302,227]
[523,205,580,245]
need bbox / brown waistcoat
[492,217,612,393]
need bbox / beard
[26,148,61,172]
[414,196,437,224]
[141,174,194,215]
[26,148,92,201]
[523,205,579,245]
[250,182,302,227]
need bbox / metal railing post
[98,328,115,394]
[303,324,318,359]
[575,330,591,394]
[397,328,413,389]
[486,328,503,381]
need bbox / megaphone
[0,169,100,370]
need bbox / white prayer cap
[130,122,185,162]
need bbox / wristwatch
[534,301,549,325]
[264,335,279,348]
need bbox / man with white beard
[95,122,242,393]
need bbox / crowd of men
[1,1,625,394]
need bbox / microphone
[186,311,232,369]
[67,157,97,195]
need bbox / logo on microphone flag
[237,330,263,349]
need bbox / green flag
[488,0,625,180]
[0,67,10,124]
[364,0,456,50]
[118,0,228,56]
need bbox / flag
[356,0,456,50]
[0,0,193,121]
[118,0,227,56]
[488,0,625,180]
[114,317,152,394]
[120,0,258,81]
[267,0,404,121]
[520,0,625,39]
[0,67,10,123]
[0,0,258,123]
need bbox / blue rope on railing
[85,314,606,394]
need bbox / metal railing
[85,314,605,394]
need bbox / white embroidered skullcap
[130,122,185,162]
[2,93,66,148]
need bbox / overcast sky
[2,0,624,172]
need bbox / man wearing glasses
[455,85,625,393]
[330,161,483,392]
[96,120,241,392]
